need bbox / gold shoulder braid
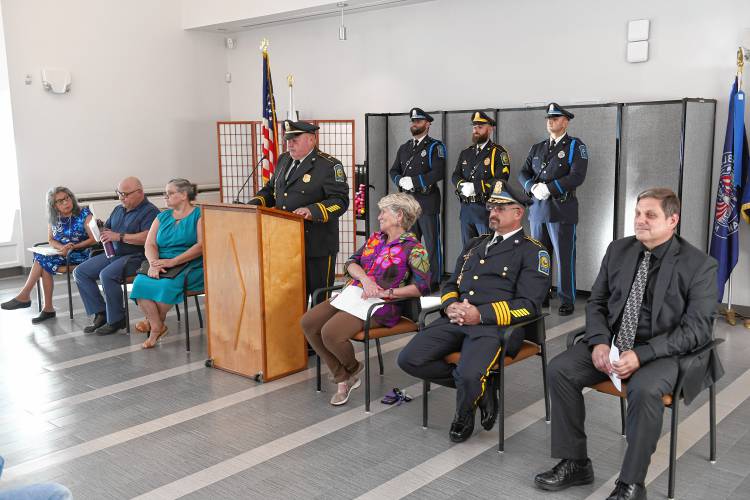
[456,237,487,286]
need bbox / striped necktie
[616,250,652,352]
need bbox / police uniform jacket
[518,135,588,223]
[439,231,551,333]
[249,149,349,257]
[389,136,446,215]
[451,141,510,203]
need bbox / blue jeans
[72,252,143,324]
[0,457,71,500]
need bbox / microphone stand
[233,155,267,203]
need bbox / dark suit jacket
[584,235,720,403]
[248,149,349,258]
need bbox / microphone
[233,155,267,204]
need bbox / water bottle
[97,219,116,258]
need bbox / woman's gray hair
[377,192,422,230]
[168,178,198,201]
[46,186,82,224]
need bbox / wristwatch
[119,233,125,242]
[387,288,394,299]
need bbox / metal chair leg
[620,397,627,437]
[184,294,190,352]
[498,364,505,453]
[123,281,131,333]
[364,337,371,412]
[36,279,42,312]
[422,380,430,428]
[175,303,181,321]
[67,270,74,319]
[376,339,384,375]
[710,384,717,463]
[194,295,203,328]
[668,401,679,500]
[540,344,551,422]
[316,355,321,392]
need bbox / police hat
[545,102,574,120]
[486,180,531,207]
[284,120,320,139]
[471,110,496,126]
[409,107,434,122]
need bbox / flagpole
[287,74,298,121]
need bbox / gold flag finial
[287,74,294,87]
[260,38,269,53]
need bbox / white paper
[608,340,622,392]
[329,284,385,321]
[27,245,60,256]
[88,217,102,242]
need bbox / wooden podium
[200,203,307,382]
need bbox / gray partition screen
[619,103,683,237]
[682,100,716,250]
[365,114,388,236]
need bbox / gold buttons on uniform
[282,206,287,209]
[284,193,288,197]
[502,273,507,277]
[473,275,479,280]
[503,267,508,271]
[479,259,485,264]
[469,291,475,296]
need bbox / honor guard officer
[389,107,446,291]
[398,180,551,443]
[452,111,511,245]
[518,103,588,316]
[248,120,350,299]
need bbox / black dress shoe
[606,480,647,500]
[31,310,56,324]
[478,387,499,431]
[449,410,475,443]
[1,298,32,310]
[558,303,575,316]
[83,313,107,333]
[95,319,126,336]
[534,458,594,491]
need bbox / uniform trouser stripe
[473,346,503,407]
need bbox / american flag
[261,49,279,183]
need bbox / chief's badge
[420,150,427,157]
[483,158,490,166]
[538,250,551,276]
[333,164,347,183]
[557,151,565,159]
[302,174,311,183]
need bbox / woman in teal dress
[1,187,95,323]
[130,179,203,348]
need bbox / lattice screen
[217,120,356,275]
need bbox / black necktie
[616,250,652,352]
[549,139,555,151]
[413,139,418,149]
[286,160,300,180]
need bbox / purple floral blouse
[344,231,431,327]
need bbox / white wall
[227,0,750,306]
[1,0,230,265]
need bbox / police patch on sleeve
[538,250,551,275]
[500,151,510,166]
[579,144,588,160]
[438,144,446,159]
[333,164,347,183]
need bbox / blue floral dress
[130,207,203,305]
[34,206,92,274]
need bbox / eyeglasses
[115,188,141,198]
[163,191,178,198]
[486,204,519,212]
[54,195,71,205]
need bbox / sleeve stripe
[317,203,328,222]
[251,196,266,207]
[441,291,459,303]
[491,302,501,325]
[500,301,511,325]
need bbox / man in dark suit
[452,111,511,245]
[518,103,588,316]
[248,120,350,299]
[534,188,717,500]
[398,180,550,443]
[389,107,446,290]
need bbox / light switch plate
[628,19,650,42]
[627,41,649,63]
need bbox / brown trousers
[301,300,379,383]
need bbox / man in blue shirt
[73,177,160,335]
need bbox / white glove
[399,177,414,191]
[531,182,551,201]
[460,182,476,197]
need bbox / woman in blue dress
[130,178,203,349]
[1,187,95,323]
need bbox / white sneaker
[330,377,361,406]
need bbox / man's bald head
[117,177,145,210]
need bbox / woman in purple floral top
[302,193,431,406]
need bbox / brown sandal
[135,320,151,333]
[141,325,168,349]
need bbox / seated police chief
[1,187,95,324]
[130,179,203,349]
[301,193,431,406]
[398,181,550,443]
[73,177,160,335]
[534,188,717,500]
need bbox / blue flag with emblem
[709,77,749,302]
